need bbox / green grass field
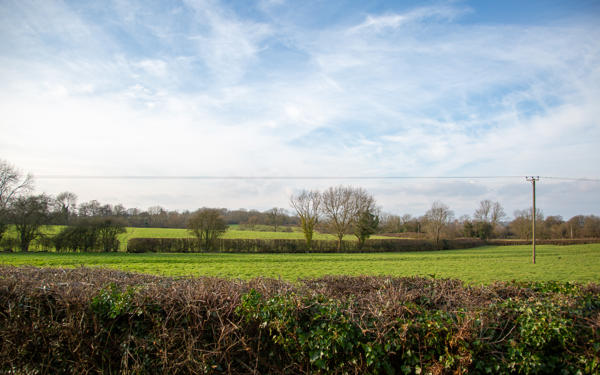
[120,226,385,242]
[3,225,391,251]
[118,226,388,250]
[1,244,599,284]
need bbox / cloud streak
[0,1,598,217]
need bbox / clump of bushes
[0,236,18,252]
[127,237,486,253]
[53,218,126,252]
[1,266,599,374]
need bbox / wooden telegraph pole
[526,176,539,264]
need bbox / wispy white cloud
[0,1,598,216]
[350,5,469,33]
[184,0,272,84]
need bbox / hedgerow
[126,237,486,253]
[487,239,600,246]
[0,266,598,374]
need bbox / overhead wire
[539,176,600,182]
[34,175,600,181]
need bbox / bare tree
[112,204,127,217]
[246,215,259,230]
[490,202,506,226]
[187,208,228,250]
[9,194,51,251]
[78,200,102,217]
[266,207,285,232]
[566,215,585,239]
[380,213,413,234]
[320,186,379,250]
[54,191,77,225]
[472,201,494,240]
[510,208,544,239]
[544,215,564,239]
[148,205,168,227]
[424,201,454,246]
[0,159,34,208]
[474,200,492,222]
[473,200,506,239]
[582,215,600,237]
[0,160,34,241]
[354,187,376,215]
[474,200,505,224]
[322,186,357,250]
[290,190,321,249]
[379,213,402,233]
[95,217,127,252]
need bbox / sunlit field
[3,225,391,251]
[2,244,598,283]
[120,225,389,243]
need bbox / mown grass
[1,244,599,283]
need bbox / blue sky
[1,0,599,218]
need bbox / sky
[1,0,599,219]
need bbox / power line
[35,175,523,180]
[34,175,600,181]
[539,176,600,182]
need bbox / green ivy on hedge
[1,267,599,374]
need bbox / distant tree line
[60,200,298,230]
[1,159,599,253]
[379,200,600,240]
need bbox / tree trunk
[570,225,573,239]
[305,234,312,251]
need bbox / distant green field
[3,225,390,251]
[2,244,599,283]
[119,227,389,250]
[121,226,388,242]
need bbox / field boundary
[126,237,600,253]
[126,237,486,253]
[487,238,600,246]
[1,266,598,374]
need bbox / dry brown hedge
[0,267,291,374]
[1,266,599,374]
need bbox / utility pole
[526,176,539,264]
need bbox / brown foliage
[1,266,598,374]
[0,266,292,374]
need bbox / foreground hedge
[127,237,486,253]
[1,266,599,374]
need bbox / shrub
[187,208,228,250]
[1,267,598,374]
[52,218,125,252]
[127,237,486,253]
[0,236,18,252]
